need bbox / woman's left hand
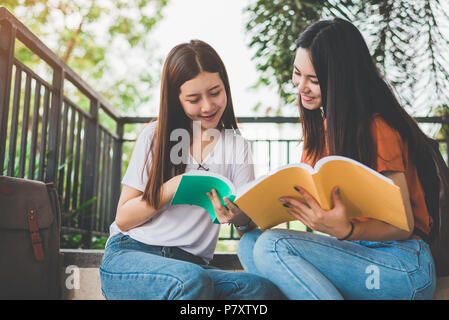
[280,186,352,239]
[206,189,251,226]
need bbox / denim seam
[99,267,185,281]
[99,267,186,297]
[106,240,137,250]
[410,262,434,299]
[214,281,240,291]
[105,234,131,248]
[271,238,322,300]
[277,236,410,272]
[409,241,435,299]
[100,249,125,268]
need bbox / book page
[235,166,319,229]
[314,158,409,231]
[235,162,314,197]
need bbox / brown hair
[142,40,238,209]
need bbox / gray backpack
[0,176,62,299]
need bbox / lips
[200,110,218,121]
[302,95,313,102]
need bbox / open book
[170,156,409,231]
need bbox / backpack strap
[27,208,44,262]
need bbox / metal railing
[1,7,448,247]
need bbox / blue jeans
[237,229,436,300]
[99,233,285,300]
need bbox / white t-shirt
[109,121,255,263]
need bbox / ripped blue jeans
[99,233,284,300]
[237,229,436,300]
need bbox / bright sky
[143,0,283,117]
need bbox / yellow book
[234,156,409,232]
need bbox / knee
[171,265,214,300]
[253,230,288,256]
[252,230,298,273]
[240,274,286,300]
[215,272,285,300]
[237,228,263,259]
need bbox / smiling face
[292,48,322,111]
[179,71,227,131]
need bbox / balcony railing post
[110,121,123,228]
[45,66,64,184]
[443,114,449,166]
[0,19,15,172]
[80,99,99,248]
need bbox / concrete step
[60,249,449,300]
[60,249,242,300]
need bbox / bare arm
[115,175,183,231]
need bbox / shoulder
[140,121,158,139]
[370,114,392,131]
[370,114,402,142]
[370,114,405,171]
[222,128,251,152]
[135,121,158,144]
[220,129,253,166]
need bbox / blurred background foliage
[245,0,449,116]
[3,0,168,117]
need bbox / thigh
[255,229,434,300]
[204,267,285,300]
[100,242,213,300]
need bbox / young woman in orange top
[236,18,437,299]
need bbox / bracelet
[234,218,252,232]
[338,221,354,241]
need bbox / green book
[170,171,236,224]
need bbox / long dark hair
[297,18,431,171]
[143,40,238,209]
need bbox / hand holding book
[280,185,354,240]
[206,189,251,227]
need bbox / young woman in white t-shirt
[99,40,283,300]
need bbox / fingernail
[294,186,302,193]
[335,188,340,195]
[279,198,286,202]
[282,203,290,208]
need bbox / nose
[201,97,215,113]
[297,80,310,96]
[293,74,309,95]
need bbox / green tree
[2,0,168,115]
[245,0,449,114]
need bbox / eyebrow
[294,65,317,79]
[185,84,221,97]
